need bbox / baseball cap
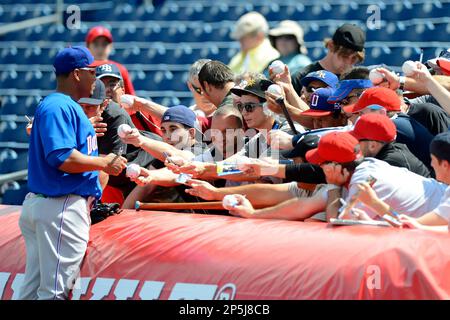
[53,46,95,76]
[96,63,122,80]
[300,70,339,89]
[327,79,373,103]
[437,59,450,76]
[350,113,397,143]
[430,131,450,162]
[426,48,450,70]
[230,78,273,101]
[161,105,196,128]
[269,20,307,55]
[282,134,320,159]
[231,12,269,40]
[343,87,401,114]
[301,88,341,117]
[86,26,113,44]
[306,131,362,165]
[78,79,106,105]
[332,23,366,52]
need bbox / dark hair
[340,66,370,80]
[198,60,235,91]
[340,157,365,173]
[56,72,71,80]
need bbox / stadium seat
[0,121,29,143]
[1,182,28,205]
[0,148,28,174]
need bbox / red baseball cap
[86,26,113,44]
[343,87,401,114]
[437,59,450,76]
[350,113,397,143]
[306,131,362,165]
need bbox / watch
[398,76,406,92]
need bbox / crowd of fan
[33,12,450,232]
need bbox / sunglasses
[305,86,321,93]
[236,102,264,113]
[190,82,203,95]
[338,93,362,106]
[78,67,96,75]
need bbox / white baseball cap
[230,12,269,40]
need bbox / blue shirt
[28,92,102,198]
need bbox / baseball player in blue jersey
[18,46,127,300]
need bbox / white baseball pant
[18,193,92,300]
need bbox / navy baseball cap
[300,70,339,89]
[53,46,95,75]
[96,63,122,80]
[301,88,340,117]
[78,79,106,105]
[327,79,373,103]
[162,105,196,128]
[430,131,450,162]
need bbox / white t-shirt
[434,185,450,222]
[346,158,447,218]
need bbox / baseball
[369,69,385,85]
[118,124,132,138]
[269,60,285,75]
[126,164,141,179]
[402,60,417,76]
[120,94,135,108]
[222,194,240,210]
[267,84,283,96]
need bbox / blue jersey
[28,92,102,198]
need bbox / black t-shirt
[376,142,431,178]
[407,102,450,136]
[98,101,161,167]
[284,163,326,184]
[291,61,327,97]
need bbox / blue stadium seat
[0,47,19,64]
[170,71,190,92]
[1,182,29,205]
[365,22,396,42]
[0,148,28,174]
[1,96,28,116]
[0,121,29,143]
[427,22,450,42]
[130,70,151,91]
[0,69,23,90]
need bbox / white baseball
[222,194,240,210]
[126,164,141,179]
[269,60,285,75]
[120,94,135,108]
[402,60,417,76]
[369,69,385,85]
[118,124,132,139]
[267,84,283,96]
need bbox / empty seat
[1,182,29,205]
[0,121,29,143]
[0,148,28,174]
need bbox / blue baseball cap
[327,79,373,103]
[301,88,341,117]
[162,105,196,128]
[96,63,122,80]
[300,70,339,89]
[53,46,95,76]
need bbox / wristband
[398,76,406,92]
